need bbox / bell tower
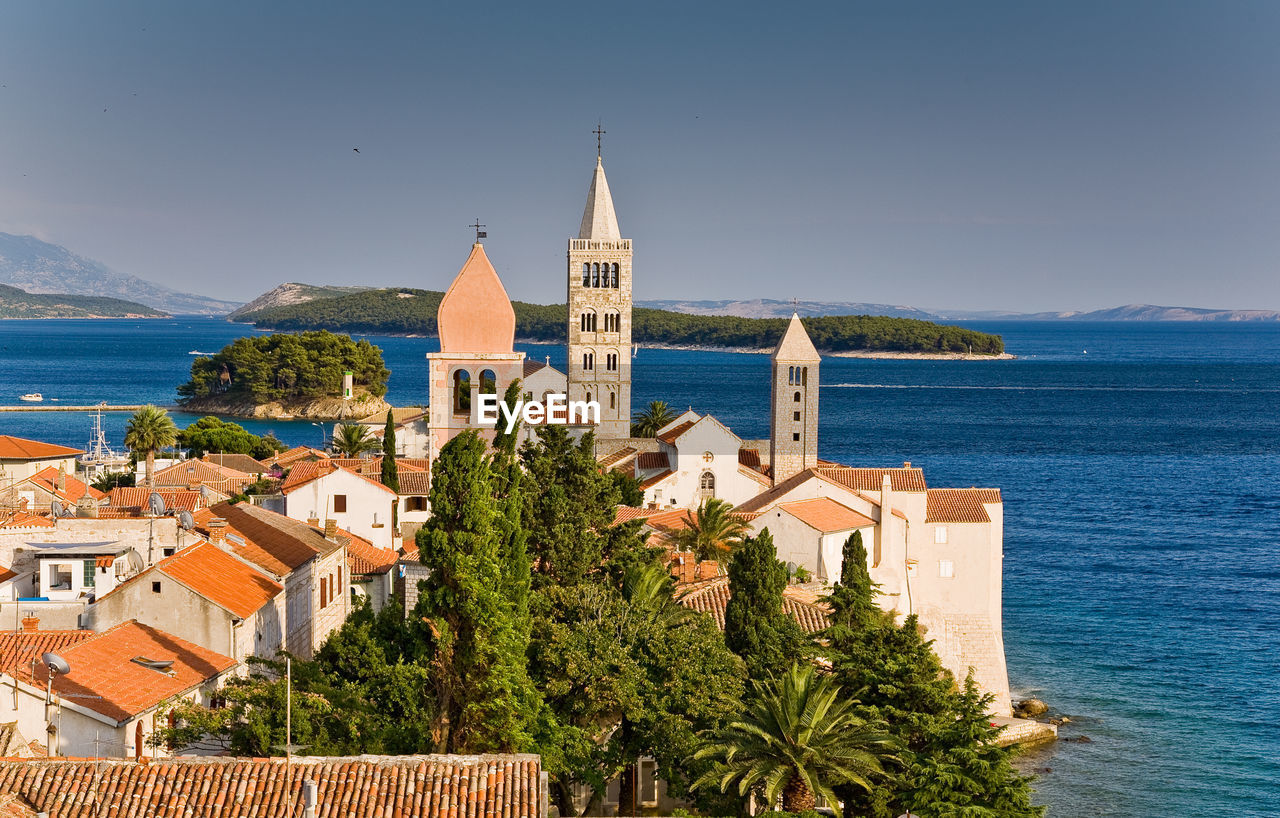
[567,132,632,439]
[770,313,821,485]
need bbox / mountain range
[0,232,242,315]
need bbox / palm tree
[630,400,678,437]
[622,561,696,629]
[675,497,748,560]
[693,663,896,812]
[332,422,378,457]
[124,405,178,488]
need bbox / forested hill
[0,283,168,318]
[235,287,1005,355]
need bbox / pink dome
[436,243,516,353]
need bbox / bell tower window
[582,263,590,287]
[583,353,595,371]
[453,370,471,416]
[610,263,619,287]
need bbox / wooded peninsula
[233,288,1005,355]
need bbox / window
[592,263,601,287]
[580,312,597,332]
[793,411,801,421]
[586,392,592,404]
[699,471,716,493]
[83,560,96,588]
[333,494,347,513]
[152,581,162,593]
[338,566,343,592]
[453,369,471,416]
[610,263,619,288]
[935,526,948,544]
[320,577,327,609]
[788,366,795,385]
[162,548,175,558]
[939,560,955,578]
[583,353,594,371]
[406,496,428,512]
[582,263,590,287]
[604,312,619,332]
[801,367,808,386]
[793,391,801,402]
[606,353,617,371]
[609,392,616,409]
[792,432,800,441]
[50,564,72,590]
[479,369,497,400]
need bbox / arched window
[699,471,716,498]
[793,390,801,402]
[453,370,471,416]
[479,369,497,400]
[581,311,597,332]
[787,366,795,385]
[801,367,808,386]
[610,263,619,287]
[582,263,590,287]
[586,392,592,404]
[135,721,144,760]
[606,352,618,371]
[583,352,595,371]
[610,392,616,409]
[592,263,601,287]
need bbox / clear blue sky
[1,1,1277,311]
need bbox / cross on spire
[469,219,487,243]
[593,121,606,158]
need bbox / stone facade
[769,314,821,485]
[567,156,632,439]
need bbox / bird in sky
[352,147,360,153]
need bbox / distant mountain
[638,298,942,320]
[227,282,373,320]
[0,232,242,316]
[934,304,1280,322]
[0,283,167,319]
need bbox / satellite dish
[199,484,211,500]
[61,505,75,518]
[49,500,64,518]
[177,510,195,530]
[786,561,798,575]
[147,492,167,517]
[41,652,71,676]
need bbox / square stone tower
[770,313,821,485]
[567,153,632,439]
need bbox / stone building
[770,313,821,485]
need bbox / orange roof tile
[11,621,236,723]
[598,446,638,469]
[345,533,399,577]
[656,420,696,444]
[778,497,877,533]
[676,576,830,634]
[280,459,335,492]
[0,436,82,460]
[638,469,676,490]
[437,243,516,353]
[0,511,53,530]
[738,448,762,470]
[149,540,282,618]
[643,508,694,532]
[814,465,928,493]
[200,503,338,576]
[0,630,94,678]
[202,453,268,474]
[107,487,203,513]
[397,471,431,495]
[21,467,105,505]
[0,754,544,818]
[925,488,1000,523]
[611,506,658,525]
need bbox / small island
[176,330,391,420]
[0,283,168,319]
[232,286,1006,356]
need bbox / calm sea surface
[2,318,1279,816]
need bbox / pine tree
[380,409,399,491]
[415,430,539,753]
[723,529,810,679]
[824,530,885,637]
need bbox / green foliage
[693,663,897,813]
[415,430,540,753]
[177,330,389,403]
[0,282,167,318]
[124,404,178,488]
[176,415,288,459]
[333,422,378,457]
[90,471,134,492]
[380,410,399,492]
[631,400,679,437]
[723,529,812,679]
[240,289,1005,355]
[674,497,749,560]
[823,531,883,635]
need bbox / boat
[18,393,42,402]
[188,350,215,356]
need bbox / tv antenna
[469,219,487,243]
[147,492,167,564]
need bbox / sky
[1,1,1277,312]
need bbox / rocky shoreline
[176,392,390,421]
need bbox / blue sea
[2,318,1279,816]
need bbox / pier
[0,404,148,413]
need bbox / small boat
[188,350,214,356]
[19,393,43,402]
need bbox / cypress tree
[380,409,399,491]
[825,530,884,636]
[722,528,810,678]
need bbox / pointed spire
[436,243,516,354]
[578,156,622,241]
[773,313,821,361]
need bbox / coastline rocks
[178,392,390,421]
[1014,698,1049,718]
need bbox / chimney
[697,560,720,580]
[303,779,318,818]
[324,519,338,540]
[903,461,911,468]
[881,473,894,527]
[57,466,66,494]
[307,515,320,528]
[21,615,39,633]
[208,518,227,544]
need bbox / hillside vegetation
[177,330,389,405]
[237,287,1005,354]
[0,283,168,318]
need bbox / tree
[90,471,134,492]
[824,530,883,635]
[380,410,399,491]
[176,415,288,459]
[723,529,811,679]
[333,422,378,457]
[693,663,896,812]
[123,405,177,488]
[674,497,749,560]
[630,400,678,437]
[415,430,540,753]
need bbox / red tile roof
[0,511,53,530]
[676,577,830,634]
[269,446,329,468]
[814,465,928,493]
[638,469,675,490]
[643,509,695,532]
[738,448,762,470]
[778,497,877,533]
[345,533,399,577]
[0,436,82,460]
[397,471,431,495]
[0,630,95,678]
[656,420,696,444]
[637,451,669,470]
[598,446,638,469]
[199,503,341,577]
[523,358,549,377]
[611,506,658,525]
[107,487,203,513]
[0,754,543,818]
[280,460,396,496]
[925,488,1001,524]
[202,453,268,474]
[151,460,252,494]
[152,540,282,618]
[21,467,105,505]
[10,621,236,723]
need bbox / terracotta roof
[643,509,694,533]
[20,467,105,505]
[148,540,281,618]
[676,576,830,634]
[638,469,675,490]
[269,446,329,467]
[523,358,548,377]
[280,461,396,497]
[656,420,696,444]
[0,436,82,460]
[738,448,762,470]
[397,471,431,495]
[926,488,1000,524]
[202,502,341,576]
[611,506,658,525]
[202,453,267,474]
[345,533,399,577]
[0,630,95,678]
[107,487,203,513]
[637,451,669,470]
[0,754,543,818]
[438,243,516,354]
[152,460,252,493]
[814,465,928,493]
[598,446,637,469]
[738,465,772,487]
[9,621,236,724]
[778,497,877,533]
[0,567,15,583]
[0,511,53,530]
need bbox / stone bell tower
[770,313,821,485]
[567,137,633,440]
